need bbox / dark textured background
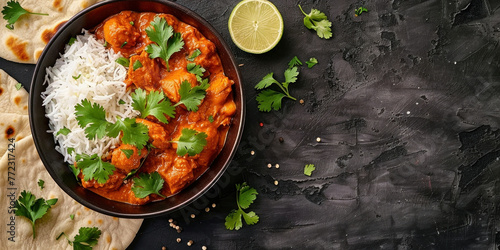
[2,0,500,249]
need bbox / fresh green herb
[225,182,259,230]
[118,99,126,105]
[133,60,143,71]
[56,127,71,136]
[69,164,80,180]
[304,164,315,176]
[120,41,128,48]
[108,118,149,151]
[57,227,102,250]
[174,81,209,111]
[67,147,75,155]
[306,57,318,68]
[288,56,302,68]
[131,88,175,124]
[187,49,201,61]
[75,99,111,140]
[15,83,22,90]
[115,57,130,67]
[187,63,206,82]
[129,21,134,26]
[103,41,108,47]
[208,115,214,123]
[75,153,115,184]
[14,190,58,238]
[2,0,48,30]
[145,16,184,71]
[70,214,75,220]
[298,5,332,39]
[120,149,134,159]
[355,7,368,16]
[131,172,166,198]
[172,128,207,156]
[255,66,298,112]
[68,37,76,46]
[72,74,81,80]
[37,179,44,190]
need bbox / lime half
[228,0,284,54]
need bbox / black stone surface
[2,0,500,249]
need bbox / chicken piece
[80,170,125,191]
[162,157,195,194]
[136,118,171,150]
[160,69,198,103]
[126,51,162,91]
[103,12,140,51]
[111,144,148,174]
[206,73,233,105]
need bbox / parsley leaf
[131,172,166,198]
[38,179,44,190]
[14,190,58,238]
[175,81,209,111]
[187,49,201,61]
[187,63,206,82]
[225,182,259,230]
[298,5,332,39]
[255,66,298,112]
[172,128,207,156]
[75,153,115,184]
[2,0,48,30]
[304,164,316,176]
[131,88,175,124]
[288,56,303,68]
[306,57,318,68]
[145,16,184,71]
[75,99,111,140]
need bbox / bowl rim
[29,0,245,218]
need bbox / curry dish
[77,11,236,204]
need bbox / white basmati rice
[42,30,138,164]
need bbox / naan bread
[0,70,143,249]
[0,0,104,64]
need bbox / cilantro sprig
[225,182,259,230]
[2,0,48,30]
[75,153,116,184]
[172,128,207,156]
[131,172,166,198]
[175,81,209,111]
[255,66,298,112]
[14,190,58,239]
[304,164,316,176]
[355,7,368,16]
[75,99,109,140]
[57,227,101,250]
[298,5,332,39]
[145,16,184,71]
[131,88,175,124]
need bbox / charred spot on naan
[6,37,30,62]
[0,87,3,96]
[14,96,22,106]
[53,0,64,12]
[35,50,43,61]
[5,126,15,139]
[41,21,67,44]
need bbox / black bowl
[29,0,244,218]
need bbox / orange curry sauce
[80,11,236,204]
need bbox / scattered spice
[274,180,279,185]
[190,214,195,219]
[238,64,244,67]
[316,137,321,142]
[250,150,255,155]
[259,122,264,127]
[187,240,194,246]
[299,99,305,105]
[176,238,181,243]
[275,164,280,169]
[202,246,207,250]
[267,163,272,168]
[279,137,284,143]
[205,207,210,212]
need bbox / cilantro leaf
[120,149,134,159]
[208,115,214,123]
[187,63,206,82]
[68,227,101,250]
[14,190,58,238]
[225,182,259,230]
[304,164,316,176]
[2,0,48,30]
[283,67,299,89]
[107,117,149,150]
[131,172,166,198]
[145,16,184,71]
[133,60,143,71]
[75,153,115,184]
[38,179,44,190]
[15,82,22,90]
[355,7,368,16]
[56,127,71,136]
[255,72,279,90]
[131,88,175,124]
[69,164,80,180]
[256,89,286,112]
[175,80,209,111]
[172,128,207,156]
[187,49,201,61]
[306,57,318,68]
[115,57,130,67]
[288,56,303,68]
[75,99,111,140]
[298,5,332,39]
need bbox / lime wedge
[228,0,284,54]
